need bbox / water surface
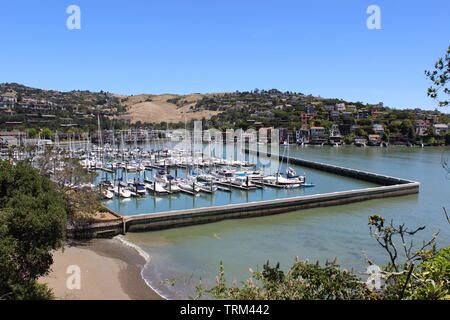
[125,146,450,299]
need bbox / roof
[0,91,17,97]
[0,131,26,136]
[310,126,325,129]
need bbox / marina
[124,146,449,300]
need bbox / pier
[71,149,420,237]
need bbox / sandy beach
[39,239,163,300]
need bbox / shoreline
[40,238,164,300]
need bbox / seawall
[71,150,419,236]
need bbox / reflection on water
[101,152,377,216]
[125,146,450,299]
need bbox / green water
[124,146,450,299]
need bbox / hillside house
[433,124,448,135]
[413,120,429,136]
[372,124,385,134]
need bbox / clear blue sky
[1,0,449,110]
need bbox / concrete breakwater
[250,149,413,186]
[72,150,419,237]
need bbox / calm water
[123,146,450,299]
[102,151,377,216]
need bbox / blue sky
[0,0,449,110]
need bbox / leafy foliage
[0,161,67,300]
[194,214,449,300]
[198,259,374,300]
[425,45,450,107]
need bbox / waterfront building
[368,134,382,146]
[296,128,310,144]
[310,126,325,137]
[413,120,430,136]
[433,124,448,135]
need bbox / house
[330,124,340,137]
[341,111,353,118]
[295,128,310,144]
[433,124,448,135]
[329,124,341,145]
[368,134,382,146]
[310,126,325,137]
[5,122,22,126]
[346,105,357,111]
[309,127,327,144]
[305,105,316,115]
[0,132,21,147]
[372,124,385,134]
[2,109,14,116]
[278,128,295,143]
[413,120,429,136]
[300,113,314,126]
[329,110,340,121]
[0,92,17,103]
[335,103,346,112]
[355,110,369,119]
[324,105,335,111]
[354,137,368,146]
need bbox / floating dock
[72,149,420,238]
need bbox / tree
[0,162,67,300]
[40,128,54,140]
[191,214,449,300]
[425,45,450,106]
[27,128,39,139]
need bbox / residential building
[295,128,310,144]
[355,110,369,119]
[0,92,17,103]
[335,103,346,112]
[330,124,340,137]
[372,124,385,134]
[433,124,448,135]
[413,120,429,136]
[368,134,382,146]
[310,126,326,137]
[329,110,340,121]
[305,105,316,115]
[354,137,368,146]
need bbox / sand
[39,239,163,300]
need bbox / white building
[433,124,448,135]
[372,124,385,134]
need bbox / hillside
[117,93,224,123]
